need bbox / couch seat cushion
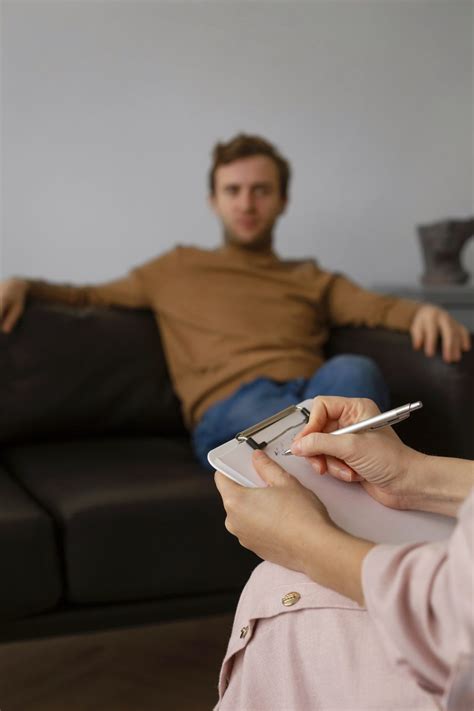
[0,465,62,617]
[3,438,257,605]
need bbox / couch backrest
[0,301,186,443]
[326,327,474,460]
[2,302,473,458]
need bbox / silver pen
[282,401,423,455]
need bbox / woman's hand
[291,396,424,510]
[215,449,333,573]
[214,449,374,604]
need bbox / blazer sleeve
[362,489,474,708]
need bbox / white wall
[2,0,473,286]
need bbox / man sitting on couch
[0,134,470,467]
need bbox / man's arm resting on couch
[325,274,471,363]
[0,273,150,333]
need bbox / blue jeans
[192,354,390,469]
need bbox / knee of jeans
[330,354,383,379]
[191,431,215,470]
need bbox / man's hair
[209,133,291,199]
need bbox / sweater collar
[217,241,279,265]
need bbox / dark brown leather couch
[0,301,472,643]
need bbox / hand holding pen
[283,396,426,511]
[283,401,422,454]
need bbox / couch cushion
[3,439,258,605]
[0,464,62,617]
[0,301,185,443]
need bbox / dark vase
[417,217,474,285]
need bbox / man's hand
[0,278,29,333]
[410,304,470,363]
[214,450,333,574]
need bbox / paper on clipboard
[208,399,455,545]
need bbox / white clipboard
[208,399,455,545]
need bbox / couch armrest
[325,327,474,459]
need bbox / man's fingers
[421,319,438,357]
[448,337,461,363]
[1,302,22,333]
[461,326,471,352]
[438,315,456,362]
[410,322,422,351]
[412,307,470,362]
[411,308,472,362]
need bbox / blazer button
[281,591,301,607]
[240,625,249,638]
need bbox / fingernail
[335,467,352,481]
[291,441,302,454]
[253,450,265,459]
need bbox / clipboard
[208,399,455,545]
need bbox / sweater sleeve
[362,490,474,708]
[324,273,419,331]
[27,271,151,309]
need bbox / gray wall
[2,0,473,286]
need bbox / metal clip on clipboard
[235,404,311,450]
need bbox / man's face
[209,156,287,249]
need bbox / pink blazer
[216,489,473,710]
[363,488,474,710]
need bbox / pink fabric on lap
[215,562,436,710]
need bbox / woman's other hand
[215,449,373,604]
[214,450,332,573]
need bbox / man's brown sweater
[28,244,419,427]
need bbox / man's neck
[221,233,275,257]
